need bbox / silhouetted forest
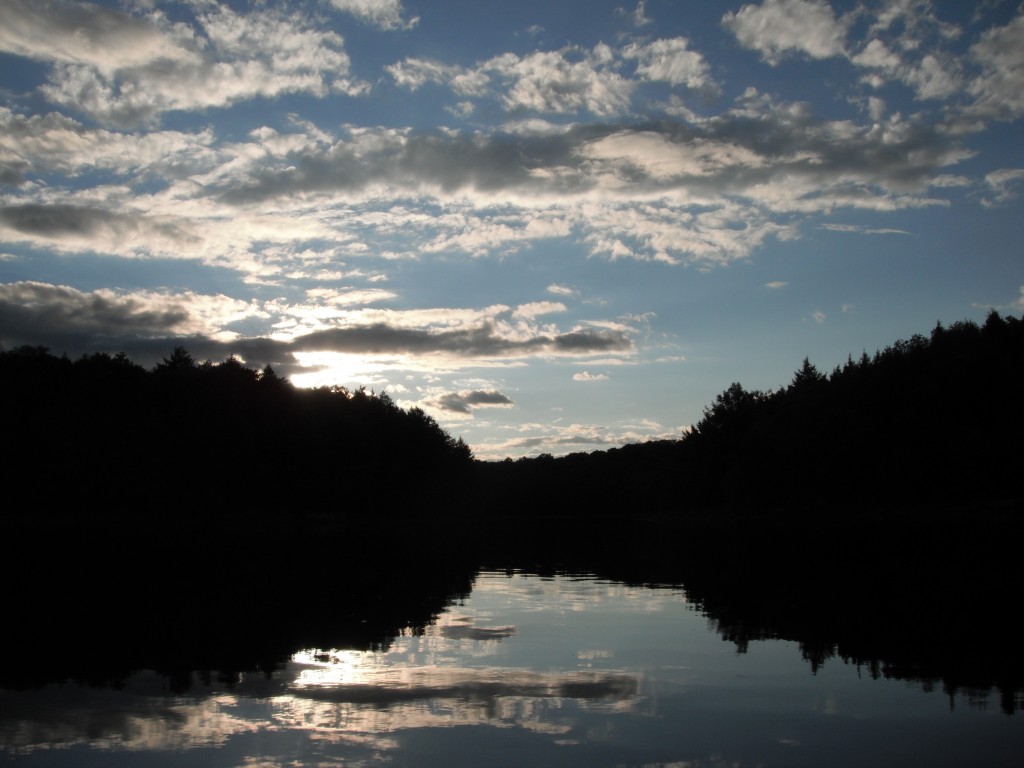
[1,345,472,512]
[4,311,1021,515]
[479,310,1024,514]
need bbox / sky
[0,0,1021,460]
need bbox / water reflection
[3,571,1024,767]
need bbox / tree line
[1,345,472,513]
[2,310,1021,518]
[478,310,1024,515]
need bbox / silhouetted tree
[156,346,196,373]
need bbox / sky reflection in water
[3,571,1023,767]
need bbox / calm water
[3,570,1022,767]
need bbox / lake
[3,569,1022,767]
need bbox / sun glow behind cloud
[288,351,397,389]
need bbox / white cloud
[0,98,974,271]
[484,46,635,116]
[573,371,608,381]
[388,58,460,90]
[618,1,653,28]
[981,168,1024,207]
[583,131,766,179]
[902,53,960,100]
[722,0,847,65]
[867,96,886,120]
[622,38,711,89]
[512,301,567,320]
[765,281,788,289]
[0,0,196,76]
[869,0,962,42]
[474,418,679,460]
[446,101,476,118]
[852,39,902,71]
[0,1,363,127]
[0,107,217,182]
[821,223,912,235]
[967,13,1024,119]
[328,0,418,31]
[304,287,397,306]
[393,38,709,115]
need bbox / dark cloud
[0,282,632,373]
[432,390,515,414]
[503,433,618,452]
[217,128,599,205]
[439,621,517,640]
[0,162,28,186]
[0,204,109,236]
[0,281,189,342]
[278,322,630,359]
[294,669,638,706]
[0,204,195,247]
[214,106,967,210]
[555,435,617,446]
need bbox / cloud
[869,0,962,41]
[0,203,198,256]
[389,43,639,116]
[898,54,961,101]
[811,310,826,324]
[722,0,847,65]
[981,167,1024,207]
[387,58,485,93]
[392,36,713,113]
[0,281,633,372]
[475,418,682,460]
[272,320,632,362]
[484,45,635,116]
[439,620,516,640]
[573,371,608,381]
[547,284,577,297]
[847,1,969,103]
[430,390,515,414]
[967,13,1024,119]
[194,102,968,264]
[621,38,712,89]
[0,0,196,75]
[294,668,638,706]
[623,0,653,28]
[328,0,418,31]
[0,90,975,272]
[851,39,902,72]
[305,287,397,306]
[764,281,788,289]
[0,281,262,352]
[512,301,566,319]
[0,108,217,184]
[821,223,912,235]
[0,1,362,127]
